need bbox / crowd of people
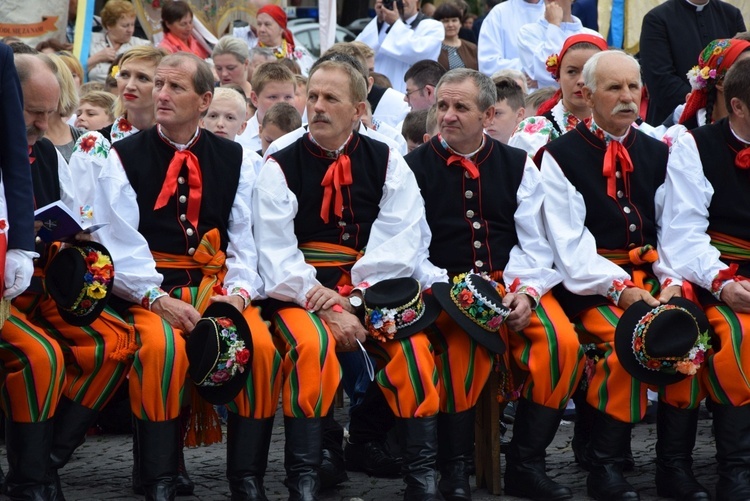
[1,0,750,500]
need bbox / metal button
[342,233,350,241]
[628,243,636,249]
[464,171,471,178]
[186,228,194,236]
[615,171,621,179]
[465,190,473,199]
[629,224,637,232]
[188,247,195,255]
[623,207,631,214]
[617,190,624,198]
[178,176,185,184]
[472,221,481,229]
[473,241,481,249]
[338,221,346,227]
[180,214,186,221]
[466,210,475,218]
[475,260,484,268]
[179,195,187,203]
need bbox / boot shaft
[506,399,565,464]
[5,419,55,500]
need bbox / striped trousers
[273,306,441,418]
[577,304,705,423]
[702,305,750,406]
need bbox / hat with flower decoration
[432,272,509,354]
[44,241,115,327]
[187,302,253,405]
[362,277,441,342]
[615,297,712,386]
[679,38,750,125]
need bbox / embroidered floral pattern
[197,317,251,387]
[631,305,711,376]
[110,116,139,143]
[229,287,251,309]
[687,39,730,91]
[142,286,168,310]
[65,247,114,317]
[364,286,426,343]
[448,272,510,332]
[606,279,630,305]
[514,285,540,307]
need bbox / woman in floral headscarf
[508,33,608,157]
[232,4,315,76]
[678,38,750,129]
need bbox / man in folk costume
[659,58,750,501]
[252,59,440,501]
[92,52,282,501]
[406,68,583,501]
[539,50,709,501]
[0,50,60,499]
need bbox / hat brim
[614,297,709,386]
[431,282,506,355]
[46,241,114,327]
[392,291,443,339]
[187,302,253,405]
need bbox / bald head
[15,54,60,145]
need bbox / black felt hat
[614,297,712,386]
[432,272,509,354]
[362,277,441,341]
[45,241,115,327]
[187,302,252,405]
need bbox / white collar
[684,0,710,12]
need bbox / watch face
[349,296,363,308]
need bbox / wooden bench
[474,370,503,495]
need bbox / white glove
[4,249,37,300]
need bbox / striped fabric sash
[597,244,658,266]
[708,231,750,261]
[299,241,363,267]
[151,228,225,315]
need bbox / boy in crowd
[201,87,248,141]
[259,101,301,156]
[401,108,429,152]
[74,90,115,131]
[486,76,525,144]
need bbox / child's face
[486,99,523,144]
[74,103,112,131]
[201,97,247,141]
[259,122,286,155]
[251,82,296,122]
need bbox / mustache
[311,114,331,124]
[26,124,44,140]
[611,102,638,115]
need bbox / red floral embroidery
[79,135,97,153]
[735,148,750,169]
[118,119,133,133]
[235,348,250,365]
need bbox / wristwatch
[348,295,363,312]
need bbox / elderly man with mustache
[537,50,709,501]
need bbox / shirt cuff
[141,286,167,310]
[229,286,252,309]
[606,279,634,306]
[514,285,540,308]
[712,279,733,302]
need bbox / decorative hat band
[65,247,114,317]
[632,304,711,376]
[449,273,509,332]
[365,286,425,342]
[197,317,251,387]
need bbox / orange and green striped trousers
[0,294,66,422]
[701,305,750,407]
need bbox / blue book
[34,201,106,243]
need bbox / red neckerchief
[439,133,482,179]
[312,133,353,224]
[592,125,634,201]
[153,126,203,229]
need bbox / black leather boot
[319,412,347,489]
[437,409,474,501]
[504,399,572,500]
[571,387,592,471]
[284,417,321,501]
[585,410,638,501]
[0,462,7,495]
[134,417,179,501]
[5,419,55,501]
[396,415,441,501]
[655,403,709,500]
[133,410,194,496]
[713,402,750,501]
[227,413,274,501]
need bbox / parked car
[346,18,373,36]
[288,22,356,58]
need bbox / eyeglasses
[405,86,425,99]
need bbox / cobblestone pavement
[0,403,719,500]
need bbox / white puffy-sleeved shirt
[517,18,601,89]
[92,127,264,304]
[252,134,431,307]
[356,13,444,94]
[478,0,545,76]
